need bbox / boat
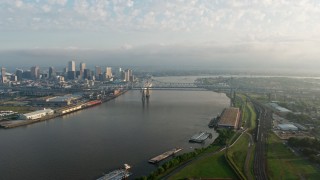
[97,164,131,180]
[148,148,182,164]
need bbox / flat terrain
[0,106,33,114]
[168,151,237,180]
[227,133,250,176]
[267,133,320,179]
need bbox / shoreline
[0,90,128,129]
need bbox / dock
[208,117,219,128]
[148,148,182,164]
[189,132,212,143]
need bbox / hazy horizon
[1,0,320,74]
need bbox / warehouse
[218,107,240,129]
[278,124,298,131]
[20,108,54,120]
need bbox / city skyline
[1,0,320,72]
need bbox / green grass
[247,102,256,130]
[227,133,250,175]
[0,106,32,114]
[169,151,237,180]
[267,133,320,180]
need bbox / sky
[1,0,320,73]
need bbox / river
[0,77,230,180]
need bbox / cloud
[1,0,320,51]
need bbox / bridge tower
[146,87,150,99]
[141,88,145,101]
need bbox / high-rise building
[10,75,17,82]
[83,69,92,80]
[16,69,23,81]
[30,66,40,80]
[67,61,76,80]
[124,69,133,82]
[1,67,6,83]
[80,62,86,72]
[79,62,86,79]
[95,66,102,80]
[67,71,76,80]
[68,61,76,72]
[49,67,55,79]
[106,67,112,78]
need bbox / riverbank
[0,90,128,129]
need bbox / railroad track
[252,100,270,180]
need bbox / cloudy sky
[1,0,320,72]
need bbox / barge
[148,148,182,164]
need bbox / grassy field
[0,106,33,114]
[227,133,250,176]
[168,151,237,180]
[246,102,256,130]
[267,133,320,179]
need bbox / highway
[252,100,272,180]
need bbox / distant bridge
[131,80,276,93]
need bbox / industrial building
[20,108,54,120]
[268,102,291,115]
[218,107,240,129]
[278,124,298,131]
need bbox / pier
[0,90,128,129]
[148,148,182,164]
[189,132,212,143]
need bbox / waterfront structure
[20,108,54,120]
[189,132,212,143]
[149,148,182,164]
[218,107,240,129]
[58,104,83,114]
[96,164,131,180]
[1,67,6,83]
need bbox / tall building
[80,62,86,72]
[84,69,93,80]
[67,71,76,80]
[124,69,133,82]
[1,67,6,83]
[30,66,40,80]
[16,69,23,81]
[67,61,76,80]
[106,67,112,78]
[79,62,86,79]
[68,61,76,72]
[95,66,102,80]
[49,67,55,79]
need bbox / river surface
[0,77,230,180]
